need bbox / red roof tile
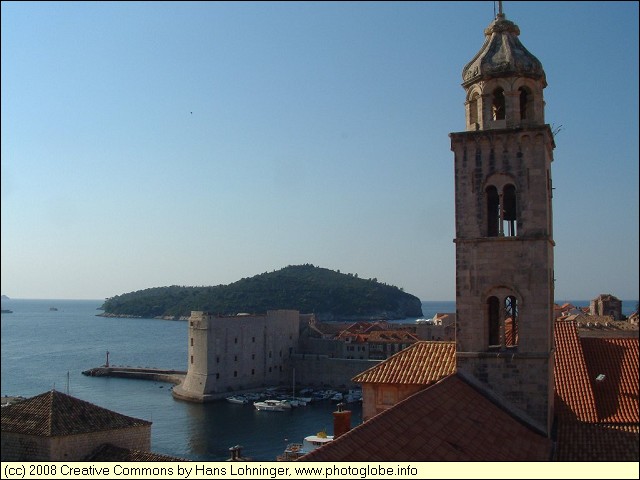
[297,375,551,461]
[365,330,419,343]
[1,390,150,437]
[580,336,639,423]
[554,319,598,422]
[555,423,639,461]
[352,341,455,385]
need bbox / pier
[82,366,186,385]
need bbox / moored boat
[253,399,291,411]
[226,395,248,405]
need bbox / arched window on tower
[486,293,519,349]
[488,296,500,347]
[503,184,517,236]
[469,92,479,126]
[486,182,518,237]
[492,87,505,121]
[519,86,532,121]
[486,186,500,237]
[505,295,519,347]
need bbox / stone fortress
[173,309,388,402]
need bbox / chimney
[228,445,243,461]
[333,402,352,439]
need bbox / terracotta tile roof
[84,444,188,462]
[554,320,639,461]
[555,423,639,461]
[365,330,419,343]
[580,336,639,424]
[1,390,150,437]
[554,319,639,424]
[344,321,389,334]
[297,375,551,462]
[352,341,455,385]
[554,319,598,422]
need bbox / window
[486,186,500,237]
[519,86,533,121]
[505,296,519,347]
[503,184,517,236]
[469,92,479,125]
[492,87,505,120]
[234,371,237,377]
[190,355,194,364]
[487,293,519,349]
[486,183,517,237]
[190,338,194,347]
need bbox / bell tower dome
[449,3,555,435]
[462,4,547,132]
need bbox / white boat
[415,318,433,324]
[226,395,248,405]
[253,399,290,411]
[344,389,362,403]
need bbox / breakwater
[82,366,186,385]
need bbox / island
[99,264,423,321]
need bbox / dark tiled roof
[297,375,551,462]
[554,320,639,461]
[84,444,188,462]
[1,390,150,437]
[554,320,639,424]
[580,336,639,424]
[555,423,639,462]
[352,341,455,385]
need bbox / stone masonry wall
[1,426,150,461]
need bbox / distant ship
[1,309,13,314]
[49,307,58,311]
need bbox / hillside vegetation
[100,264,423,320]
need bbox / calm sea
[1,298,636,461]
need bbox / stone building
[590,293,623,320]
[352,341,456,422]
[173,310,303,402]
[1,390,151,461]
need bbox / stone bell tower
[449,4,555,435]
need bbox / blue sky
[1,1,638,302]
